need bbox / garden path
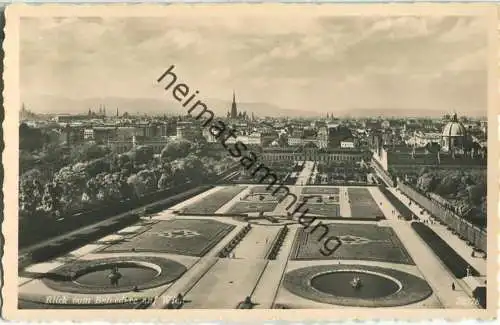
[296,161,315,186]
[231,226,278,260]
[390,188,487,276]
[372,187,478,308]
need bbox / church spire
[230,90,238,119]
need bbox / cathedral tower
[230,90,238,119]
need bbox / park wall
[397,180,487,252]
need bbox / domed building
[441,113,467,153]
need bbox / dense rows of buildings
[20,93,487,179]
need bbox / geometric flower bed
[283,264,432,307]
[250,185,276,194]
[290,223,415,264]
[411,222,479,278]
[348,188,385,219]
[41,256,187,294]
[298,195,339,204]
[227,202,279,214]
[298,203,341,217]
[99,219,235,257]
[179,186,247,214]
[302,187,340,195]
[242,193,278,202]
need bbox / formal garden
[298,203,341,217]
[291,223,414,264]
[100,219,235,257]
[315,161,369,184]
[298,195,339,204]
[227,202,279,214]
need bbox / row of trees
[410,168,486,219]
[20,138,234,220]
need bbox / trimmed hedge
[218,224,251,258]
[411,222,479,278]
[20,185,213,267]
[378,186,414,221]
[25,214,140,266]
[20,182,211,248]
[267,225,289,260]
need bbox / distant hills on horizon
[22,95,487,119]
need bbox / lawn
[100,219,235,257]
[348,188,384,218]
[291,223,414,264]
[302,187,340,195]
[180,186,247,214]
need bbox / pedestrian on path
[451,283,455,291]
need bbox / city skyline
[21,10,489,116]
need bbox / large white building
[409,131,442,147]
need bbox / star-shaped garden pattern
[156,229,201,239]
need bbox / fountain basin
[42,256,187,294]
[310,270,401,299]
[74,261,161,287]
[283,264,433,307]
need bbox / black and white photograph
[2,3,498,321]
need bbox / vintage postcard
[2,3,498,322]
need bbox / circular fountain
[42,256,187,294]
[310,271,400,299]
[283,264,433,307]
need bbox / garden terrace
[347,188,384,218]
[180,186,247,214]
[99,219,235,257]
[410,222,479,278]
[291,223,414,264]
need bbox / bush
[411,222,479,278]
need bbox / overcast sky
[20,13,489,114]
